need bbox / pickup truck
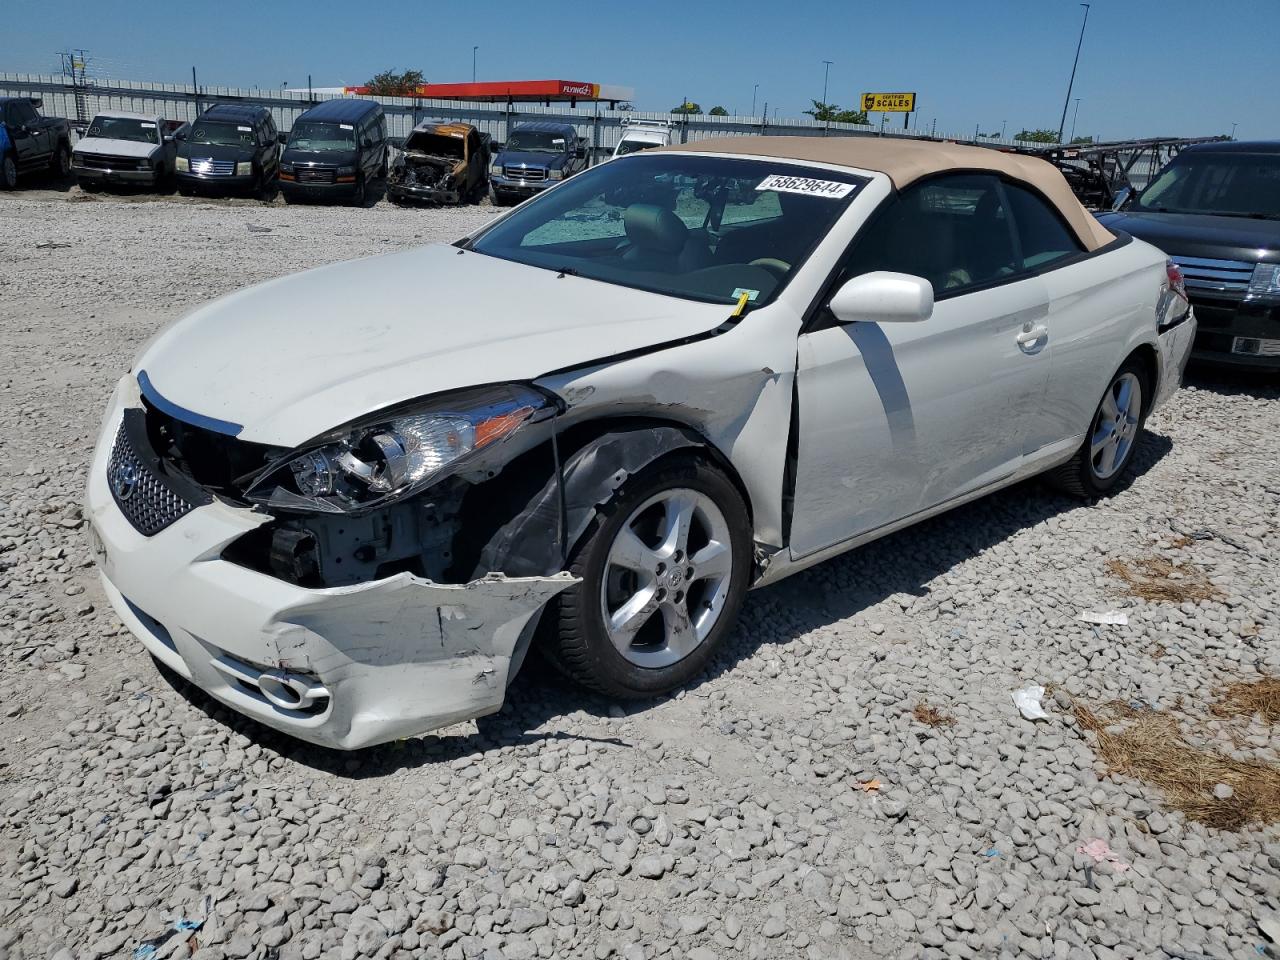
[611,118,673,159]
[72,111,187,190]
[0,96,73,189]
[489,121,588,205]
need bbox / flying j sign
[861,92,917,113]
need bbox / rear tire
[547,453,751,699]
[1046,357,1150,498]
[50,142,71,177]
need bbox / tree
[671,101,702,115]
[709,105,729,116]
[365,69,425,97]
[1070,135,1094,144]
[615,101,635,112]
[1013,128,1059,143]
[803,100,867,124]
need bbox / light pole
[1230,122,1238,139]
[1069,98,1081,141]
[1001,119,1007,140]
[472,46,478,83]
[1056,3,1090,143]
[821,60,833,135]
[752,83,759,117]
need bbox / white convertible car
[86,137,1195,748]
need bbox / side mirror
[575,146,586,160]
[277,132,287,144]
[174,130,186,142]
[1111,186,1133,211]
[362,137,373,149]
[829,271,934,325]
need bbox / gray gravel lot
[0,185,1278,960]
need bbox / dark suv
[279,99,386,205]
[1099,141,1280,369]
[176,104,280,199]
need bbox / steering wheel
[749,258,790,279]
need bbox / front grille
[78,153,145,171]
[189,158,236,176]
[1172,256,1254,301]
[108,415,197,536]
[296,166,336,183]
[504,165,547,182]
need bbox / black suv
[1099,141,1280,369]
[279,99,386,205]
[176,104,280,199]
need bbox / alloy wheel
[1090,372,1142,480]
[599,488,734,669]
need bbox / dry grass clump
[1105,557,1221,604]
[912,702,955,728]
[1213,676,1280,725]
[1074,700,1280,831]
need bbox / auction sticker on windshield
[757,174,856,198]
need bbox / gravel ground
[1,185,1278,960]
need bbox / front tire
[1,153,17,190]
[1047,358,1150,498]
[350,174,366,207]
[548,454,751,699]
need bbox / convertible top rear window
[470,154,868,306]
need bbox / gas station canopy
[343,80,635,105]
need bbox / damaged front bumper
[84,377,576,749]
[386,180,464,204]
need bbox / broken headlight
[246,385,552,514]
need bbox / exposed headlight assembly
[246,385,554,514]
[1247,262,1280,301]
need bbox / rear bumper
[85,376,576,750]
[1187,296,1280,369]
[1154,311,1197,410]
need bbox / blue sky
[2,0,1276,141]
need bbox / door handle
[1016,325,1048,348]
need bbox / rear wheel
[548,454,751,699]
[1046,358,1150,497]
[51,142,71,177]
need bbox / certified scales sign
[861,92,917,113]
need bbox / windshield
[616,138,661,156]
[506,130,568,154]
[1134,152,1280,219]
[87,116,159,144]
[470,154,867,307]
[189,121,257,147]
[287,121,355,151]
[404,132,465,158]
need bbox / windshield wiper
[555,265,580,278]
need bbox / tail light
[1166,259,1188,300]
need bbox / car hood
[1098,211,1280,263]
[497,150,567,170]
[74,138,158,159]
[135,244,732,445]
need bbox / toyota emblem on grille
[111,461,140,501]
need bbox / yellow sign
[861,92,916,113]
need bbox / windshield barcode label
[757,174,855,198]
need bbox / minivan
[175,104,280,199]
[279,99,386,206]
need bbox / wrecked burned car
[387,121,488,205]
[86,137,1195,749]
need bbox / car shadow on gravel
[147,431,1174,777]
[1185,364,1280,400]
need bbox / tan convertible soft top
[659,136,1115,252]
